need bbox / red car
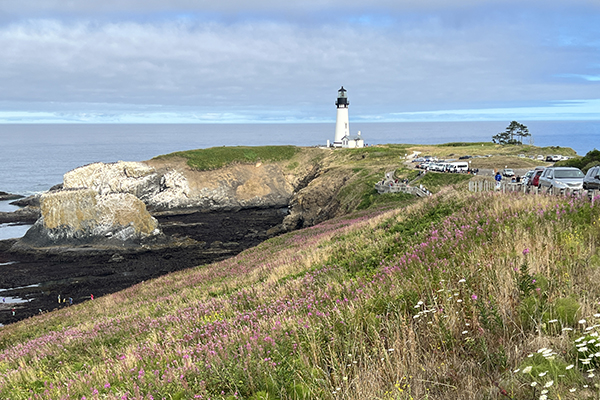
[530,169,544,187]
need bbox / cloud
[0,1,598,122]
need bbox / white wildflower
[580,319,587,324]
[458,279,466,283]
[569,388,576,392]
[566,364,574,370]
[522,366,533,374]
[544,380,553,388]
[530,382,538,387]
[538,371,547,377]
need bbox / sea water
[0,121,598,239]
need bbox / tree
[492,121,530,144]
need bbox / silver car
[538,167,584,191]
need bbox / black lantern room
[335,86,349,108]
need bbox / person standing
[495,171,502,190]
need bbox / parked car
[536,155,544,160]
[502,168,515,177]
[583,166,600,190]
[545,155,562,162]
[522,170,534,185]
[529,169,544,187]
[459,155,472,159]
[538,167,584,191]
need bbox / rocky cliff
[18,188,161,248]
[62,160,296,212]
[12,147,371,249]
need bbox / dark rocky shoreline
[0,207,287,326]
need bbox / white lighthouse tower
[333,86,349,147]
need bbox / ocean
[1,120,599,239]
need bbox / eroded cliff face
[16,149,351,249]
[19,189,160,248]
[63,160,296,212]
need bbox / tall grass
[1,190,600,399]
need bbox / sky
[0,0,599,123]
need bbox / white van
[449,162,469,172]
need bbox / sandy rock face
[20,188,160,247]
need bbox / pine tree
[492,121,530,144]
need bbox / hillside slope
[1,187,599,399]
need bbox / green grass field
[3,142,599,400]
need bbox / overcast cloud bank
[1,1,598,123]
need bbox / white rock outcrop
[20,188,161,247]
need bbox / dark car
[583,166,600,190]
[459,155,472,160]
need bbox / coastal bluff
[8,145,390,251]
[60,159,296,212]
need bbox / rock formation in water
[18,188,161,248]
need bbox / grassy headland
[2,143,598,400]
[155,146,300,171]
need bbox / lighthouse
[334,86,349,147]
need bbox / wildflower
[388,348,395,352]
[530,382,537,387]
[594,313,600,318]
[566,365,574,370]
[513,368,520,373]
[544,380,553,388]
[538,371,547,377]
[562,327,574,331]
[569,388,577,392]
[522,366,533,374]
[539,395,547,400]
[548,319,558,323]
[471,294,478,300]
[537,348,548,353]
[589,373,595,378]
[580,319,587,325]
[523,248,530,255]
[578,347,589,352]
[458,279,466,283]
[462,331,468,334]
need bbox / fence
[375,182,429,197]
[468,179,600,199]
